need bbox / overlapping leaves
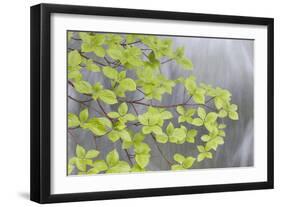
[67,32,240,175]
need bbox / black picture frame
[30,3,274,204]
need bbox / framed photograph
[30,3,274,203]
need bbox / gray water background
[68,33,254,171]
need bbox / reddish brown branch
[125,98,215,110]
[96,99,113,122]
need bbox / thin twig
[131,103,139,116]
[125,98,215,110]
[68,48,107,66]
[68,95,92,103]
[92,135,98,150]
[120,40,141,46]
[67,130,79,145]
[142,52,150,60]
[104,56,114,65]
[68,81,92,96]
[150,134,173,166]
[96,99,113,122]
[161,58,173,64]
[68,95,103,115]
[184,95,193,104]
[137,88,146,95]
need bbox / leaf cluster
[67,32,240,175]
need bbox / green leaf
[79,33,105,55]
[192,118,204,126]
[108,130,120,142]
[68,113,80,127]
[193,89,205,104]
[68,70,82,81]
[107,112,120,119]
[176,106,185,115]
[98,117,112,128]
[84,117,111,136]
[166,122,174,136]
[85,60,100,72]
[76,145,86,158]
[85,149,100,159]
[198,152,212,162]
[205,112,218,123]
[178,116,186,123]
[126,47,143,66]
[219,130,226,137]
[171,164,185,171]
[69,157,77,165]
[197,107,206,120]
[214,98,224,110]
[206,137,224,151]
[114,121,126,130]
[173,153,185,164]
[229,104,238,111]
[122,140,133,149]
[138,114,149,125]
[174,47,193,70]
[218,109,228,118]
[94,46,105,57]
[68,164,74,175]
[75,159,87,171]
[197,145,205,153]
[87,167,100,174]
[131,164,146,172]
[135,154,150,168]
[186,108,196,117]
[74,80,93,94]
[218,124,227,129]
[204,122,217,133]
[119,78,136,91]
[197,153,206,162]
[150,126,162,135]
[107,161,131,173]
[155,133,168,143]
[182,157,196,169]
[160,111,173,119]
[171,128,186,141]
[186,136,195,143]
[187,129,197,138]
[180,57,193,70]
[186,129,197,143]
[98,90,117,104]
[205,152,213,159]
[119,129,132,142]
[142,126,152,134]
[92,160,108,172]
[106,149,119,167]
[201,134,211,142]
[134,142,151,154]
[68,50,82,66]
[92,82,103,92]
[123,114,136,121]
[229,111,239,120]
[118,103,128,116]
[133,133,145,143]
[107,47,123,60]
[79,108,89,123]
[184,76,197,93]
[102,66,118,80]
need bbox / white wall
[0,0,279,206]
